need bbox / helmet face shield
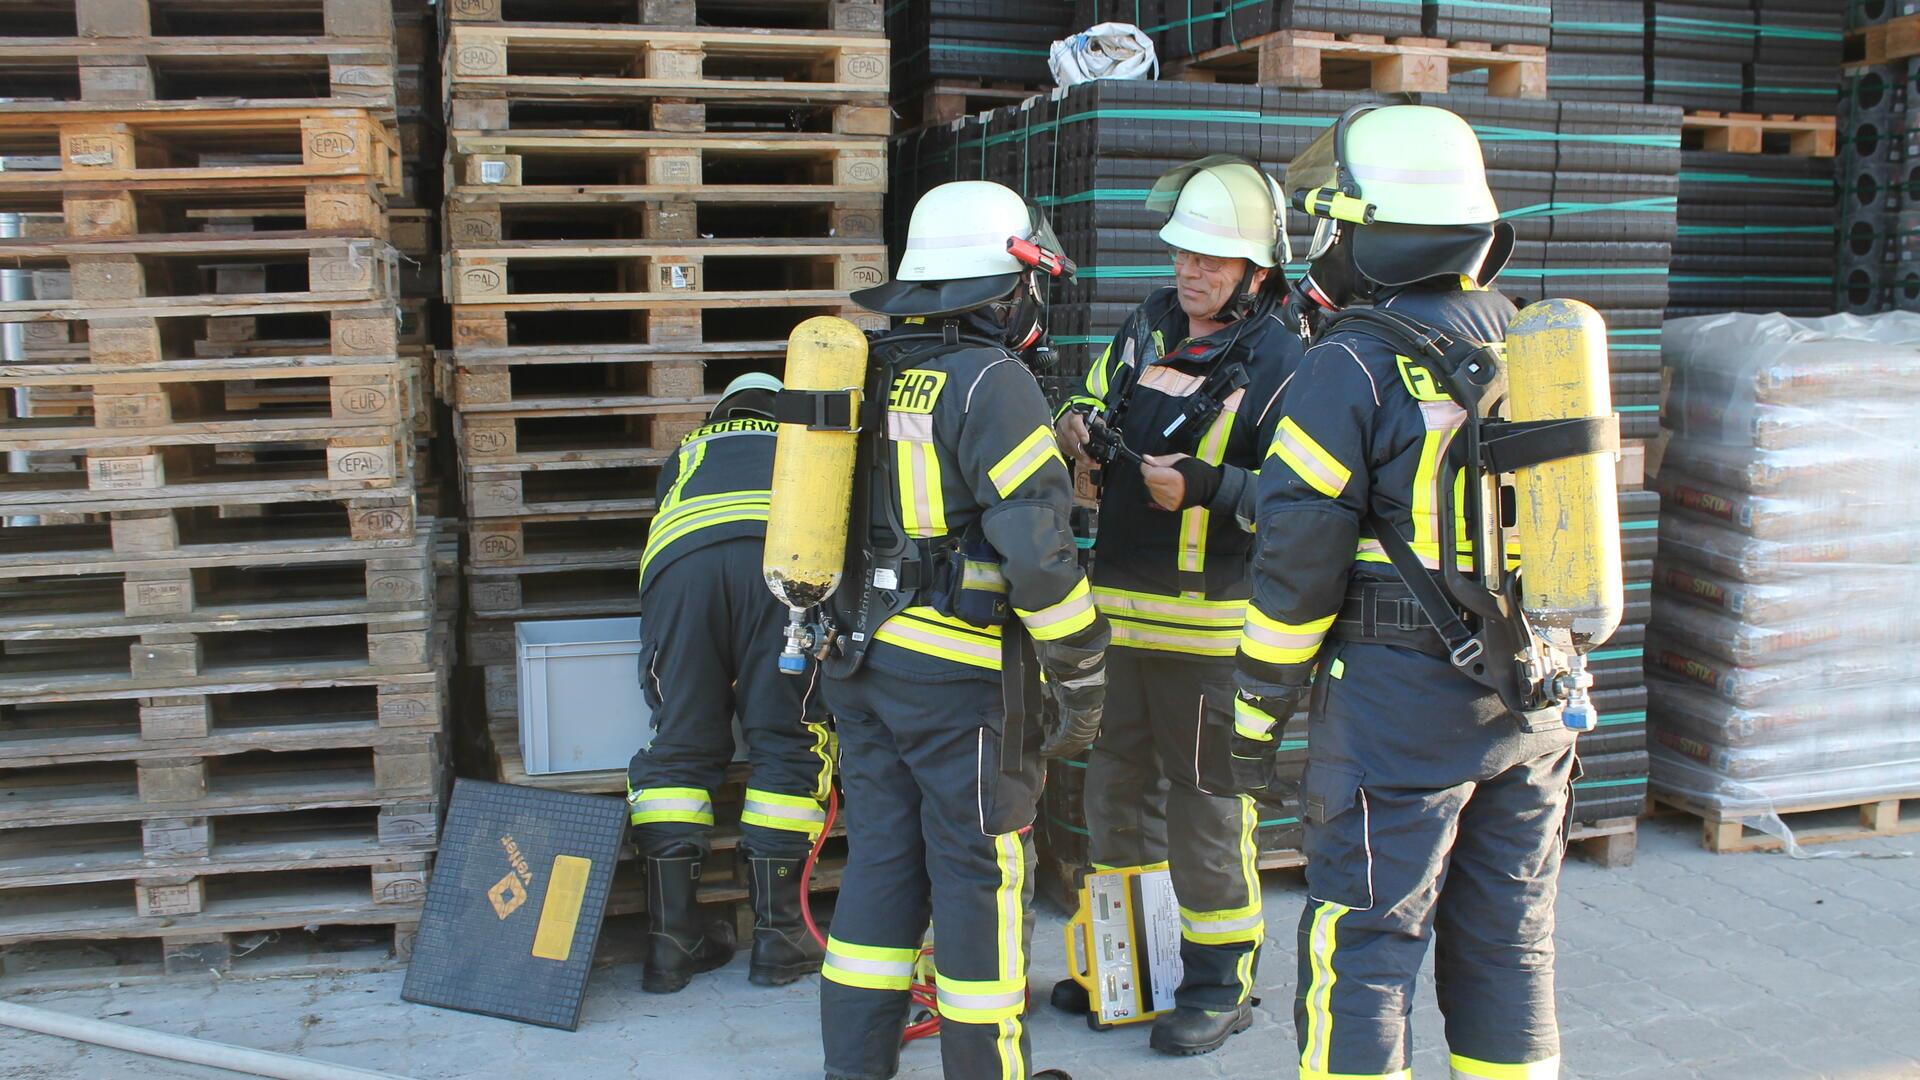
[1283,122,1344,207]
[1305,216,1340,263]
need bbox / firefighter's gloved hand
[1229,688,1300,793]
[1035,624,1109,760]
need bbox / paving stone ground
[4,816,1919,1080]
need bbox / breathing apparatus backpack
[1322,298,1625,731]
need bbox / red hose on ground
[798,785,945,1045]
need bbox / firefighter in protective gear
[1232,104,1575,1080]
[626,372,832,994]
[1050,156,1306,1055]
[816,180,1110,1080]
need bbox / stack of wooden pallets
[437,0,888,780]
[0,0,449,984]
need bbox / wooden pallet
[443,25,888,107]
[451,297,880,350]
[1848,13,1920,67]
[0,738,442,829]
[1680,112,1837,157]
[0,105,402,196]
[0,495,419,573]
[1,179,390,243]
[447,131,888,206]
[1567,815,1637,868]
[0,434,414,516]
[0,866,424,949]
[898,79,1044,129]
[466,562,645,625]
[0,675,444,766]
[1168,31,1547,98]
[0,912,415,986]
[0,355,411,452]
[0,39,398,110]
[0,543,432,631]
[460,452,673,520]
[0,0,397,38]
[0,612,433,702]
[446,239,884,304]
[1654,790,1920,855]
[467,513,651,570]
[443,0,882,34]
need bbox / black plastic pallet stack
[1649,1,1754,113]
[888,0,1074,105]
[1670,152,1840,318]
[1425,0,1550,48]
[1549,1,1647,103]
[1070,0,1425,67]
[1837,63,1905,314]
[1752,1,1845,115]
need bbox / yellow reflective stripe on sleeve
[1240,608,1335,666]
[872,606,1003,669]
[1301,901,1352,1076]
[822,936,917,991]
[1015,577,1097,641]
[1093,588,1247,627]
[933,973,1026,1024]
[896,439,948,537]
[1233,696,1279,741]
[740,788,828,839]
[626,786,715,827]
[1270,416,1352,499]
[1450,1054,1561,1080]
[988,425,1065,498]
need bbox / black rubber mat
[402,779,628,1031]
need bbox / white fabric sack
[1050,22,1158,87]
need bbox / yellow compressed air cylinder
[1505,298,1625,650]
[764,316,869,612]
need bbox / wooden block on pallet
[138,757,209,803]
[124,570,194,617]
[372,855,431,905]
[141,697,212,741]
[137,877,205,918]
[133,636,202,680]
[144,817,213,859]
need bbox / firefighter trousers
[819,655,1042,1080]
[1295,640,1577,1080]
[1084,649,1263,1010]
[626,538,833,860]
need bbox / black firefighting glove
[1228,687,1302,793]
[1169,456,1224,511]
[1034,615,1111,760]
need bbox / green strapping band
[1466,125,1680,147]
[1677,225,1836,237]
[1616,405,1660,413]
[1598,711,1648,727]
[1576,777,1647,791]
[929,43,1051,57]
[1589,647,1645,662]
[1052,336,1109,346]
[1260,817,1302,828]
[1552,20,1642,33]
[1754,24,1844,43]
[1620,519,1658,529]
[1653,15,1757,39]
[1678,172,1836,188]
[1429,0,1550,12]
[1502,197,1678,220]
[1499,266,1672,278]
[1650,79,1746,91]
[1671,274,1835,284]
[1627,581,1652,591]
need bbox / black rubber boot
[642,852,736,994]
[1050,977,1091,1015]
[747,854,825,986]
[1148,1001,1254,1056]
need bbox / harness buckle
[1449,638,1484,668]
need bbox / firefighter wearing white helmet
[1230,104,1581,1080]
[814,180,1108,1080]
[1048,156,1308,1055]
[625,371,832,995]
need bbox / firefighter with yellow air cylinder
[1049,155,1307,1057]
[1226,104,1624,1080]
[763,181,1107,1080]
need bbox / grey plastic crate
[516,617,650,776]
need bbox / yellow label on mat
[531,855,591,961]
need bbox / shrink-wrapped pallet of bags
[1649,312,1920,822]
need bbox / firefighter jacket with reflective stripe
[1236,279,1516,704]
[826,328,1098,680]
[638,417,776,595]
[1065,288,1304,656]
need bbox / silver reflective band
[935,986,1026,1013]
[743,798,826,826]
[1169,207,1248,240]
[1183,910,1265,937]
[1349,162,1485,185]
[825,951,915,980]
[906,229,1024,252]
[630,796,711,814]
